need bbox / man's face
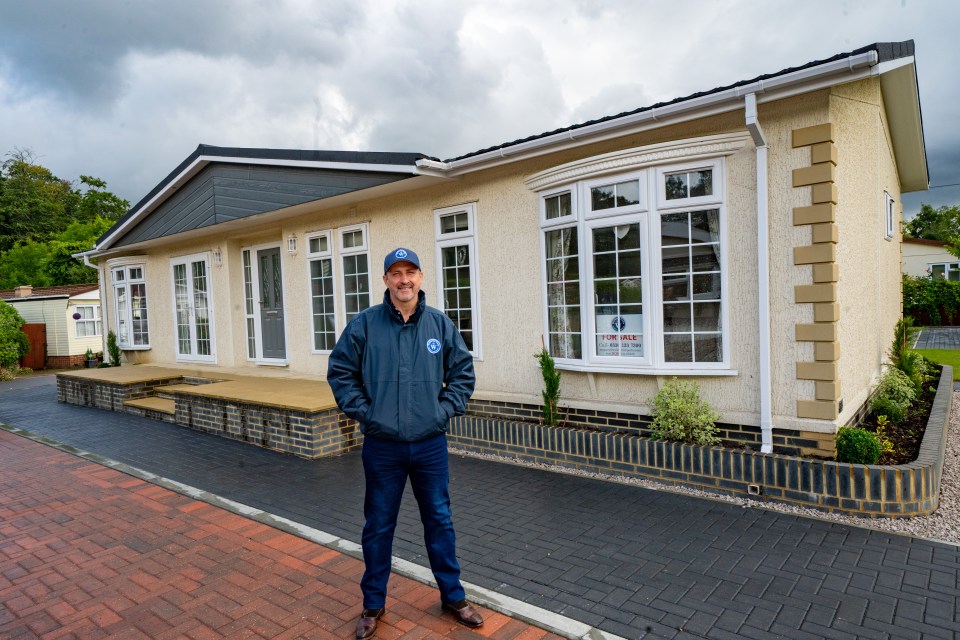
[383,261,423,306]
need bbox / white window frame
[929,262,960,281]
[109,260,150,350]
[536,156,731,375]
[170,252,216,363]
[339,223,372,326]
[306,230,339,353]
[884,191,896,240]
[434,203,482,359]
[74,304,102,338]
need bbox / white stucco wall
[902,240,953,277]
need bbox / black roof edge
[445,40,915,163]
[98,145,435,247]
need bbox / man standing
[327,247,483,639]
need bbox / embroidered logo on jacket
[426,338,441,354]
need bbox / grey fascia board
[97,156,422,253]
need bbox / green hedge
[902,275,960,326]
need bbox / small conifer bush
[835,426,881,464]
[649,378,721,446]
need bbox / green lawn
[916,349,960,381]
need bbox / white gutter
[441,51,878,175]
[76,249,110,357]
[744,93,774,454]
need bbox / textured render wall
[831,78,903,426]
[902,242,952,277]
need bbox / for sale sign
[596,314,643,357]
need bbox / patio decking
[56,365,354,459]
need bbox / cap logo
[395,249,408,259]
[426,338,441,354]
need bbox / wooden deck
[56,365,353,459]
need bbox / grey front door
[258,248,286,359]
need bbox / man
[327,247,483,639]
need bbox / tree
[0,149,74,252]
[0,217,115,288]
[904,204,960,241]
[0,300,29,368]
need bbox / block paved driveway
[0,429,557,640]
[2,375,960,639]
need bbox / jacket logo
[426,338,441,354]
[395,249,408,259]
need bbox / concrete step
[123,396,175,415]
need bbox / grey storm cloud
[0,0,957,212]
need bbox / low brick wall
[449,366,953,518]
[174,395,361,458]
[57,375,179,411]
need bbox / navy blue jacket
[326,290,475,442]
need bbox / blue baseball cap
[383,247,421,273]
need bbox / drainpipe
[81,250,109,359]
[745,93,774,454]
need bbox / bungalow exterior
[902,236,956,279]
[1,284,102,368]
[83,41,926,457]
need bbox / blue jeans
[360,434,465,609]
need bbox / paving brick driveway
[2,375,959,639]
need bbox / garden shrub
[902,274,960,326]
[107,330,121,367]
[0,300,29,368]
[888,316,931,393]
[535,349,561,427]
[869,367,916,422]
[649,378,721,446]
[836,426,881,464]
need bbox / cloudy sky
[1,0,957,215]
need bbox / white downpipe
[745,93,774,454]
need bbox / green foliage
[869,367,916,422]
[874,415,895,458]
[904,203,960,242]
[888,316,931,393]
[835,426,881,464]
[535,349,561,426]
[0,149,127,287]
[649,378,721,446]
[107,331,121,367]
[0,300,29,368]
[85,348,94,360]
[902,274,960,326]
[0,217,114,288]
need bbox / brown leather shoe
[442,599,484,628]
[356,608,384,639]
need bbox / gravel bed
[451,391,960,546]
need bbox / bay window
[111,264,150,348]
[538,156,728,373]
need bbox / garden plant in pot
[84,348,96,368]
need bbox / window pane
[440,212,469,234]
[693,302,721,332]
[311,258,335,351]
[664,334,693,362]
[661,209,722,363]
[663,303,692,332]
[694,334,722,362]
[665,173,688,200]
[591,223,643,359]
[591,184,616,211]
[616,180,640,206]
[545,193,572,220]
[661,212,689,245]
[690,170,713,197]
[545,227,581,360]
[932,264,946,279]
[342,230,363,248]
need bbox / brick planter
[448,365,953,518]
